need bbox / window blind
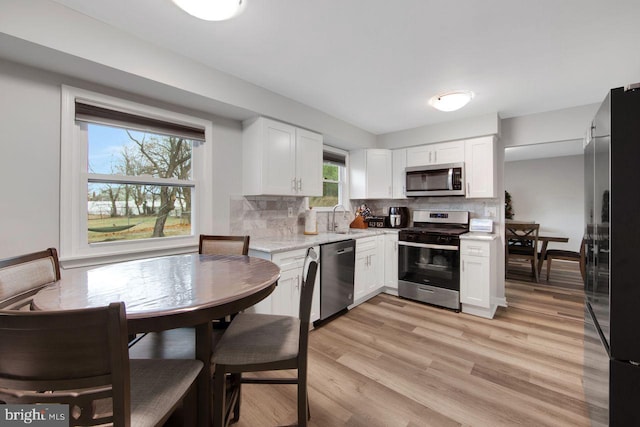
[323,150,346,166]
[75,101,205,141]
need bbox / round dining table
[33,253,280,427]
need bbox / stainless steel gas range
[398,210,469,311]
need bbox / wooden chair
[545,238,586,282]
[199,235,250,256]
[0,248,61,310]
[505,223,541,282]
[0,302,203,427]
[212,249,319,427]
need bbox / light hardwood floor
[232,260,606,427]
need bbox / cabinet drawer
[461,241,490,257]
[273,248,308,268]
[356,236,377,252]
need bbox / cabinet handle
[291,178,297,192]
[298,178,302,191]
[429,151,432,163]
[434,151,437,163]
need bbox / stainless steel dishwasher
[319,239,355,321]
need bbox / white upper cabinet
[406,140,465,167]
[243,117,323,196]
[295,128,323,196]
[350,149,392,199]
[392,148,407,199]
[465,136,497,198]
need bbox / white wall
[377,113,500,149]
[501,104,599,147]
[0,0,376,150]
[504,154,584,252]
[0,59,242,260]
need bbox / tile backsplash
[230,196,501,238]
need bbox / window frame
[60,86,213,268]
[307,146,350,212]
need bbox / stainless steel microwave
[405,162,465,196]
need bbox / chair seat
[545,249,580,260]
[129,359,203,427]
[212,313,300,366]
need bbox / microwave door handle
[447,168,453,190]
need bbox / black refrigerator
[584,85,640,426]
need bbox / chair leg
[232,373,241,423]
[298,368,308,427]
[531,259,539,283]
[182,382,198,427]
[213,366,226,427]
[546,257,552,281]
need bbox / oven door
[398,241,460,291]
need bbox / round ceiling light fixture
[172,0,246,21]
[428,90,475,112]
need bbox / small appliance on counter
[365,216,387,228]
[388,206,409,228]
[469,218,494,233]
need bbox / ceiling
[43,1,640,135]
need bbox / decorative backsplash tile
[230,195,501,237]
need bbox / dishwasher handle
[335,247,354,255]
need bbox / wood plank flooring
[231,260,606,426]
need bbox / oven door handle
[398,241,459,251]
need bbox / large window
[61,86,212,266]
[308,148,347,209]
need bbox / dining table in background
[505,222,570,276]
[32,253,281,427]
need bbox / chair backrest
[199,235,250,256]
[0,302,131,426]
[0,248,61,309]
[506,223,540,255]
[297,248,318,359]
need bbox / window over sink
[308,147,347,210]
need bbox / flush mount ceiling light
[428,90,475,112]
[172,0,245,21]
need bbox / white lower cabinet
[383,232,398,293]
[460,236,498,318]
[248,246,320,322]
[354,236,383,303]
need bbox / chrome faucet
[331,204,347,232]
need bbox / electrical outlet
[288,207,294,218]
[484,207,497,218]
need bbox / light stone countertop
[459,232,498,241]
[249,228,399,254]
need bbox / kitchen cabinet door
[432,141,465,165]
[295,128,323,196]
[392,149,407,199]
[249,246,320,322]
[354,237,378,301]
[460,238,497,318]
[384,233,399,291]
[243,117,323,196]
[465,136,496,198]
[350,149,392,199]
[406,140,465,167]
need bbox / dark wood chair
[0,248,61,310]
[212,250,319,427]
[505,223,541,282]
[199,235,250,256]
[0,302,203,427]
[545,238,586,282]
